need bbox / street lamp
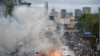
[90,35,98,51]
[98,7,100,51]
[98,7,100,45]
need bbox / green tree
[76,13,99,37]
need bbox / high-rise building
[49,8,55,20]
[69,12,73,18]
[50,8,55,16]
[19,0,24,4]
[66,12,69,18]
[55,12,58,19]
[83,7,91,14]
[13,0,31,6]
[0,0,6,16]
[13,0,23,5]
[0,0,15,16]
[49,16,54,20]
[61,9,66,19]
[0,0,31,16]
[75,9,82,20]
[99,7,100,13]
[44,0,48,17]
[49,8,58,21]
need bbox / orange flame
[35,48,62,56]
[48,49,62,56]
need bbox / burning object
[35,48,62,56]
[48,49,62,56]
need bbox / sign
[84,32,91,35]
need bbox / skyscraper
[49,8,55,20]
[83,7,91,14]
[69,12,73,18]
[99,7,100,13]
[13,0,23,5]
[44,0,48,17]
[0,0,6,16]
[75,9,82,20]
[49,8,58,20]
[19,0,24,4]
[66,12,69,18]
[50,8,55,16]
[61,9,66,19]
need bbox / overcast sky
[25,0,100,13]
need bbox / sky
[25,0,100,13]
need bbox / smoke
[0,5,75,56]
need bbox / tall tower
[61,9,66,19]
[75,9,82,20]
[83,7,91,14]
[44,0,48,17]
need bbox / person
[36,52,39,56]
[67,55,71,56]
[39,51,46,56]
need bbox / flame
[35,48,62,56]
[48,49,62,56]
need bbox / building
[13,0,31,5]
[13,0,23,5]
[49,8,58,19]
[75,9,82,20]
[66,12,69,18]
[19,1,31,6]
[0,0,14,16]
[60,19,70,24]
[70,16,75,21]
[83,7,91,14]
[19,0,24,4]
[44,0,48,17]
[0,0,6,16]
[99,7,100,13]
[61,9,66,19]
[49,8,55,17]
[0,0,31,17]
[69,12,73,18]
[55,12,58,19]
[49,16,54,21]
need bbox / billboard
[84,32,91,35]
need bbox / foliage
[76,13,99,37]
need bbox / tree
[76,13,99,38]
[75,13,99,50]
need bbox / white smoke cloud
[0,5,75,56]
[0,5,44,55]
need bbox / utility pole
[98,7,100,51]
[98,7,100,45]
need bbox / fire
[35,48,62,56]
[47,49,62,56]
